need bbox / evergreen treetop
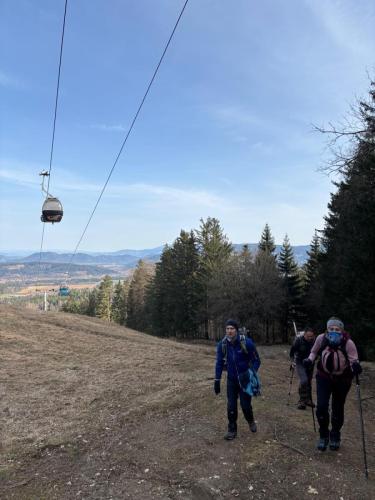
[258,223,276,254]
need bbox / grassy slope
[0,305,374,499]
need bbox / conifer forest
[61,81,375,359]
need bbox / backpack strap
[317,336,329,358]
[339,341,349,364]
[239,334,248,355]
[317,334,350,368]
[221,338,227,362]
[222,334,248,361]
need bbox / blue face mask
[327,331,343,347]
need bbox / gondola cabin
[59,286,70,297]
[41,196,63,223]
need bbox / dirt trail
[0,305,374,499]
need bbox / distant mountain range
[0,244,310,266]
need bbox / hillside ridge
[0,305,373,499]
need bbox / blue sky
[1,0,374,252]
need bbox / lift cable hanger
[64,0,189,280]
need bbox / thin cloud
[209,103,285,142]
[0,164,99,193]
[0,160,223,209]
[0,167,38,187]
[232,135,249,143]
[90,123,127,132]
[121,183,222,209]
[211,105,263,128]
[306,0,375,58]
[0,70,25,89]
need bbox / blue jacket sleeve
[215,341,224,380]
[247,339,261,372]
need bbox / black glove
[352,361,362,375]
[214,380,220,395]
[303,358,313,370]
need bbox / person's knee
[227,400,237,411]
[240,402,252,413]
[316,403,328,416]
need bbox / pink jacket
[308,333,359,377]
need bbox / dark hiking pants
[316,374,352,439]
[227,377,253,432]
[296,362,313,403]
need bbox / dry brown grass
[0,305,374,499]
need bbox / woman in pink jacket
[303,317,362,451]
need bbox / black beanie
[225,319,239,330]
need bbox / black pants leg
[316,375,332,438]
[331,379,352,438]
[227,377,253,431]
[239,387,254,423]
[227,377,239,432]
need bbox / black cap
[225,319,239,330]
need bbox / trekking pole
[355,374,369,479]
[311,405,316,432]
[292,321,298,337]
[307,368,316,433]
[310,387,316,433]
[286,320,299,406]
[287,366,294,405]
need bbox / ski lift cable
[46,0,68,197]
[64,0,189,277]
[37,0,69,290]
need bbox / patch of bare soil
[0,305,374,499]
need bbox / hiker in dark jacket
[214,319,261,440]
[289,327,316,409]
[303,317,362,451]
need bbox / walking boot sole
[329,443,340,451]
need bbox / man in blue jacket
[214,319,261,440]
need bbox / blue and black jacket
[215,335,261,381]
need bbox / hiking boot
[305,400,314,408]
[329,439,340,451]
[317,437,329,451]
[297,402,306,410]
[224,430,237,440]
[249,421,257,433]
[329,431,341,451]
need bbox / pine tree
[127,260,154,331]
[303,232,321,290]
[278,234,302,341]
[317,80,375,356]
[86,288,97,317]
[112,280,127,325]
[301,232,323,326]
[96,275,113,321]
[258,223,276,254]
[146,232,202,338]
[253,249,284,343]
[61,291,82,314]
[195,217,233,338]
[147,245,175,336]
[207,246,253,334]
[169,230,202,337]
